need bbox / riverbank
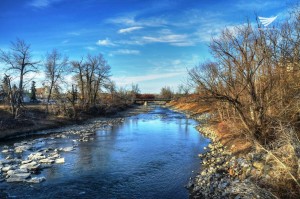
[0,104,148,140]
[167,99,300,199]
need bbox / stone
[7,170,15,176]
[49,153,60,159]
[39,158,54,164]
[2,166,12,172]
[15,145,31,153]
[20,161,40,171]
[55,158,65,164]
[62,147,74,152]
[7,168,28,176]
[21,160,32,164]
[28,152,46,160]
[6,173,31,183]
[26,177,46,183]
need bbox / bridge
[134,98,172,104]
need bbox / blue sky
[0,0,294,93]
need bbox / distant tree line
[0,41,141,119]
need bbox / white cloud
[118,26,143,34]
[112,49,140,55]
[96,38,116,46]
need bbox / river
[0,106,210,199]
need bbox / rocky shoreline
[187,126,275,199]
[165,105,277,199]
[0,118,125,184]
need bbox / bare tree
[91,54,111,106]
[160,86,173,99]
[71,58,85,107]
[44,49,68,112]
[71,53,111,109]
[2,75,18,117]
[0,39,39,118]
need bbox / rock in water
[55,158,65,164]
[26,177,46,183]
[6,173,31,183]
[28,152,46,160]
[62,147,74,152]
[39,158,54,164]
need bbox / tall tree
[44,49,68,112]
[0,39,39,118]
[71,58,85,107]
[72,53,111,108]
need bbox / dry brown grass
[214,122,253,155]
[169,97,253,156]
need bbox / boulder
[20,161,40,171]
[28,152,46,160]
[7,168,28,176]
[6,173,31,183]
[62,147,74,152]
[2,166,12,172]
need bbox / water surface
[0,106,209,199]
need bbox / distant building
[36,86,50,99]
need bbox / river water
[0,106,209,199]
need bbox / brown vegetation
[172,6,300,198]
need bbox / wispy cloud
[107,16,136,25]
[118,26,143,34]
[62,39,69,44]
[68,31,81,36]
[107,15,167,27]
[143,33,195,46]
[85,46,97,51]
[112,72,182,86]
[96,38,116,46]
[111,49,140,55]
[29,0,62,8]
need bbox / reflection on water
[0,106,209,199]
